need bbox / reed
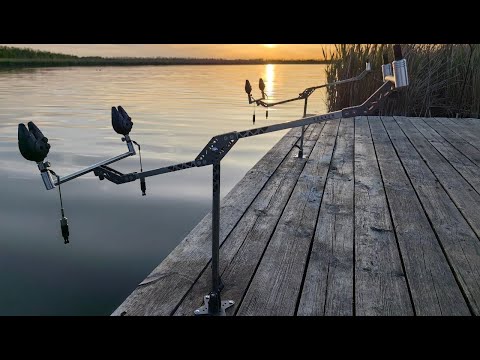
[324,44,480,118]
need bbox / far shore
[0,58,330,68]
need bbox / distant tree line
[0,46,329,67]
[0,46,78,59]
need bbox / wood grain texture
[394,117,480,239]
[112,117,480,316]
[409,118,480,195]
[449,118,480,136]
[173,123,325,315]
[434,118,480,152]
[297,118,354,316]
[370,116,469,315]
[237,119,340,316]
[354,117,413,316]
[422,118,480,168]
[383,116,480,314]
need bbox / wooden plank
[409,118,480,194]
[297,118,354,316]
[370,116,469,315]
[422,118,480,167]
[173,123,325,315]
[353,117,413,316]
[237,119,340,316]
[382,116,480,314]
[111,126,309,316]
[435,118,480,152]
[449,117,480,135]
[394,117,480,239]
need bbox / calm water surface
[0,64,327,315]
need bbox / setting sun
[264,44,277,48]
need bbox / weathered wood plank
[394,117,480,239]
[449,118,480,135]
[383,116,480,314]
[237,119,340,316]
[112,126,308,316]
[409,118,480,195]
[354,116,413,316]
[435,118,480,152]
[173,123,325,315]
[422,118,480,168]
[113,115,480,317]
[297,118,354,316]
[370,116,469,315]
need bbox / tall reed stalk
[324,44,480,118]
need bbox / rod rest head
[18,121,51,162]
[112,106,133,135]
[245,80,252,95]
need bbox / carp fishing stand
[245,60,373,158]
[17,45,408,316]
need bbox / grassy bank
[325,44,480,118]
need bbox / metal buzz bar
[18,106,138,244]
[18,45,408,316]
[245,60,373,158]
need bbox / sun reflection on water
[263,64,275,98]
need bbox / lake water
[0,64,327,315]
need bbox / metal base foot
[194,294,234,316]
[294,151,304,159]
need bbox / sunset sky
[3,44,332,60]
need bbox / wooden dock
[112,116,480,316]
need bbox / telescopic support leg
[294,97,309,159]
[194,161,234,316]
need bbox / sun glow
[263,44,276,48]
